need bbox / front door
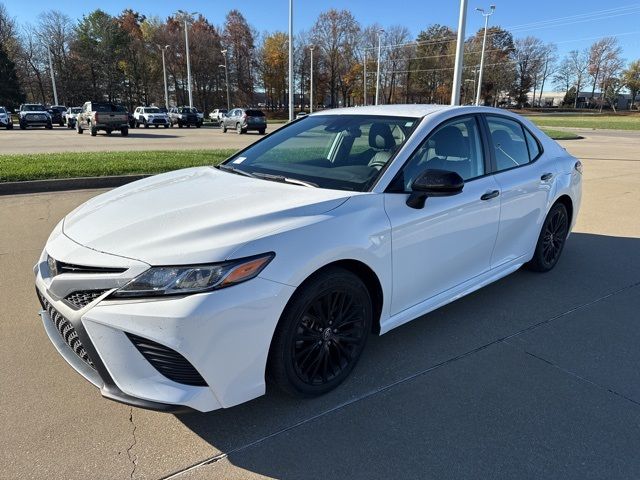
[384,115,501,316]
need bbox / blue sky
[5,0,640,61]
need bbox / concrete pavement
[0,133,639,479]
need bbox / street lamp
[451,0,468,106]
[220,48,231,110]
[47,46,58,105]
[363,48,367,106]
[375,29,384,106]
[182,13,197,108]
[288,0,294,121]
[475,5,496,106]
[309,45,315,113]
[157,44,170,110]
[464,78,475,105]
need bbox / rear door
[483,114,557,267]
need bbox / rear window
[93,103,122,112]
[144,108,160,113]
[245,110,265,117]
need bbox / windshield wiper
[252,172,318,188]
[216,164,257,178]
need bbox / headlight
[111,253,274,298]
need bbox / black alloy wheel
[527,202,569,272]
[269,267,372,397]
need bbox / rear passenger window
[524,129,541,160]
[486,116,530,171]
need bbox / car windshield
[179,108,192,114]
[222,114,418,192]
[0,108,6,114]
[71,108,82,113]
[23,105,46,111]
[144,108,161,113]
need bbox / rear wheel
[259,129,266,135]
[144,120,149,129]
[222,123,227,133]
[164,124,169,128]
[121,127,129,137]
[46,122,53,130]
[90,126,97,136]
[76,121,83,134]
[236,123,243,134]
[527,202,569,272]
[268,267,372,397]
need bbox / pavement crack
[512,345,640,409]
[161,280,640,479]
[126,407,138,479]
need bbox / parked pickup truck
[76,102,129,136]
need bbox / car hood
[62,167,355,265]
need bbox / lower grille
[64,290,108,310]
[126,333,206,386]
[37,290,95,369]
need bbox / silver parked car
[64,107,83,129]
[221,108,267,134]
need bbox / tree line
[1,3,639,112]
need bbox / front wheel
[45,122,53,130]
[268,267,372,398]
[259,129,266,135]
[527,202,569,272]
[76,122,83,134]
[236,123,243,134]
[90,126,97,136]
[121,127,129,137]
[7,123,13,130]
[222,123,227,133]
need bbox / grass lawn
[527,113,640,131]
[0,149,235,182]
[539,128,582,140]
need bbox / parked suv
[168,106,202,128]
[0,106,13,129]
[221,108,266,134]
[64,107,82,129]
[76,101,129,136]
[48,105,67,126]
[19,104,52,129]
[208,108,228,125]
[133,106,170,128]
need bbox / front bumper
[0,117,12,126]
[34,229,295,412]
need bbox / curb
[0,174,151,196]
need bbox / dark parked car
[168,106,202,128]
[18,104,52,129]
[48,105,67,126]
[221,108,267,134]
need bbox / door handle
[541,172,554,181]
[481,190,500,200]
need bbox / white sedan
[34,105,582,412]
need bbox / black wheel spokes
[542,210,568,264]
[293,289,366,385]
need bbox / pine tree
[0,44,24,108]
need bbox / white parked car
[35,105,582,412]
[64,107,83,129]
[209,108,228,125]
[133,106,170,128]
[0,106,13,129]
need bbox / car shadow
[173,232,640,478]
[122,133,179,139]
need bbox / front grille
[64,290,108,310]
[56,261,126,275]
[126,333,207,386]
[37,290,95,369]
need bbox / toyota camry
[34,105,582,412]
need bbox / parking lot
[1,131,639,479]
[0,124,277,154]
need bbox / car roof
[311,104,466,118]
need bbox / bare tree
[588,37,622,104]
[536,43,557,106]
[511,36,545,108]
[568,49,589,108]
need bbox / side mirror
[407,169,464,209]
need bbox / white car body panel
[35,105,582,412]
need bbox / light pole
[464,78,475,105]
[288,0,294,121]
[47,46,58,105]
[363,49,367,106]
[183,18,194,108]
[475,5,496,106]
[451,0,468,106]
[309,45,315,113]
[375,29,384,105]
[157,44,170,110]
[220,48,231,110]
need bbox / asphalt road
[0,123,279,154]
[1,132,639,479]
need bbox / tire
[19,123,26,130]
[106,129,112,135]
[526,202,569,272]
[196,123,201,128]
[259,129,266,135]
[178,123,183,129]
[76,121,83,134]
[7,123,13,130]
[90,126,97,136]
[121,127,129,137]
[268,267,372,398]
[46,122,53,130]
[135,121,140,128]
[164,124,169,128]
[222,123,227,133]
[59,121,64,127]
[144,120,149,129]
[236,123,242,134]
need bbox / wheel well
[310,260,384,334]
[554,195,573,226]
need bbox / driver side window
[397,116,485,192]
